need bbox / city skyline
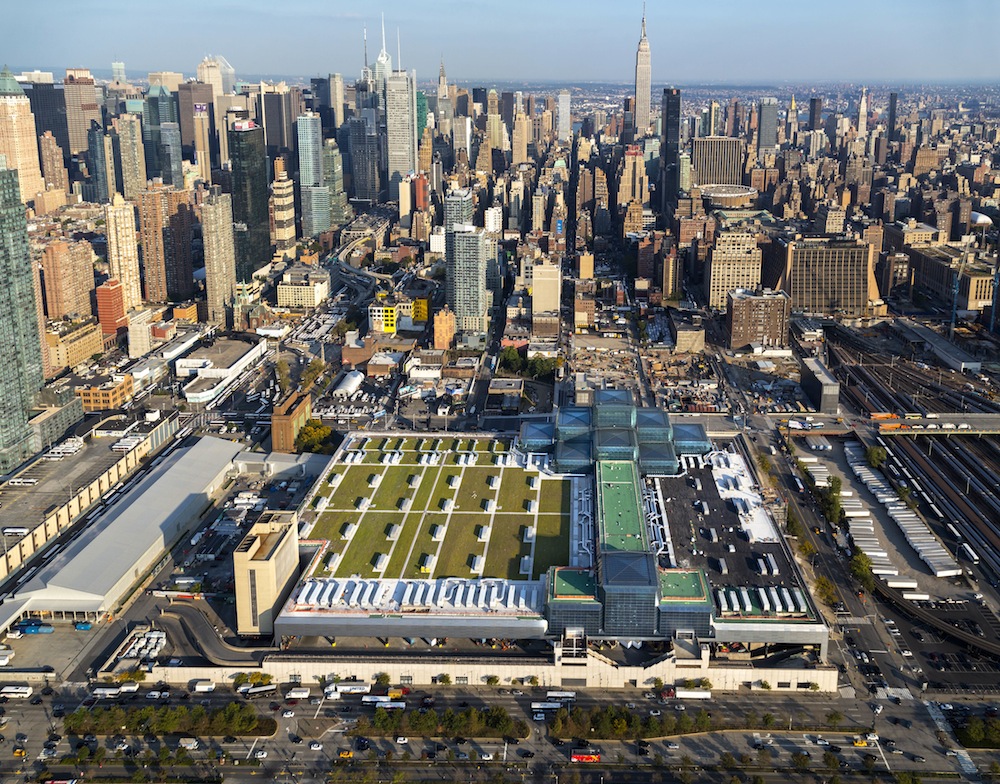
[7,0,1000,85]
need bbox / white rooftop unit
[476,525,491,542]
[520,556,531,575]
[440,498,453,512]
[341,522,357,540]
[408,474,420,488]
[488,475,499,489]
[430,525,444,541]
[356,497,370,511]
[523,526,535,542]
[387,524,400,541]
[483,498,496,513]
[447,475,460,488]
[368,473,383,488]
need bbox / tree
[799,538,817,558]
[719,752,738,769]
[759,681,772,691]
[865,445,887,469]
[815,576,838,606]
[825,711,843,730]
[438,674,451,685]
[485,675,500,686]
[301,359,327,388]
[374,673,391,686]
[761,713,775,727]
[823,750,839,771]
[849,552,876,594]
[791,752,810,771]
[275,360,291,393]
[498,347,523,374]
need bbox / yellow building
[234,512,300,636]
[75,374,135,412]
[46,321,104,371]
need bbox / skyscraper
[63,68,101,156]
[137,186,193,303]
[87,121,116,202]
[691,136,746,186]
[111,61,126,84]
[329,73,345,130]
[557,90,571,142]
[348,112,380,204]
[446,225,488,333]
[270,160,296,258]
[42,240,94,318]
[887,92,898,142]
[323,139,352,228]
[808,97,823,131]
[856,87,868,137]
[176,81,214,155]
[114,113,146,200]
[159,122,183,186]
[39,131,68,193]
[512,111,530,166]
[0,67,45,203]
[660,88,681,209]
[105,194,142,312]
[0,164,44,471]
[385,70,418,201]
[201,187,237,327]
[633,8,651,135]
[142,84,177,179]
[23,80,69,159]
[228,121,270,281]
[758,97,778,151]
[297,111,329,237]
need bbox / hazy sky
[8,0,999,85]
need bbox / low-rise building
[45,320,104,372]
[177,338,268,406]
[276,264,330,309]
[74,374,135,412]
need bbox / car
[454,737,467,745]
[456,752,469,760]
[576,739,590,748]
[872,705,883,715]
[829,745,842,753]
[643,692,655,699]
[503,736,520,745]
[637,740,650,748]
[865,733,879,743]
[254,750,268,759]
[146,691,161,700]
[421,751,437,760]
[512,689,524,696]
[290,735,302,744]
[395,737,408,744]
[626,702,637,710]
[355,738,370,751]
[116,741,130,752]
[340,705,352,714]
[674,704,686,711]
[666,742,679,750]
[649,709,662,717]
[532,712,545,721]
[481,752,494,761]
[912,755,925,763]
[498,689,510,695]
[309,741,322,751]
[285,699,298,706]
[310,697,322,705]
[223,736,237,744]
[638,747,649,756]
[552,739,565,747]
[520,750,534,759]
[29,696,42,705]
[339,750,353,759]
[853,740,868,747]
[816,738,830,746]
[281,710,294,718]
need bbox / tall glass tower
[0,164,44,471]
[228,121,270,281]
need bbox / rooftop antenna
[397,28,401,70]
[381,12,386,55]
[363,25,368,68]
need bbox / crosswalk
[924,701,981,779]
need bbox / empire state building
[634,8,651,136]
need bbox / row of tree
[353,705,528,740]
[63,702,268,737]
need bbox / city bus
[530,702,564,711]
[0,685,33,699]
[546,691,576,703]
[362,695,392,704]
[245,685,277,698]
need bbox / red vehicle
[571,753,601,763]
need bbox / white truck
[285,687,311,700]
[179,738,200,751]
[193,681,216,693]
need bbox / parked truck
[674,689,712,700]
[285,687,311,700]
[193,681,216,693]
[178,738,200,751]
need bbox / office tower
[159,122,183,186]
[148,72,183,92]
[109,60,125,84]
[808,97,823,131]
[785,95,797,140]
[634,9,651,135]
[0,68,45,204]
[774,237,877,316]
[197,56,232,100]
[176,81,214,154]
[814,202,846,235]
[297,111,322,187]
[95,278,127,336]
[372,16,393,105]
[270,160,296,258]
[757,97,777,151]
[446,225,488,333]
[87,122,116,202]
[512,111,530,165]
[329,73,345,129]
[142,85,176,179]
[557,90,571,142]
[0,164,44,471]
[201,187,237,326]
[726,288,790,349]
[39,131,69,193]
[261,84,295,159]
[42,240,94,318]
[444,188,474,232]
[137,186,193,302]
[857,87,868,137]
[660,88,681,209]
[323,139,352,227]
[531,258,561,313]
[104,194,141,311]
[113,114,146,200]
[63,69,101,155]
[691,136,746,186]
[301,184,330,238]
[348,113,380,204]
[22,80,69,160]
[887,91,898,142]
[724,97,739,137]
[617,145,649,207]
[192,103,212,182]
[704,231,762,309]
[385,70,418,200]
[500,90,516,136]
[228,120,270,281]
[433,306,456,349]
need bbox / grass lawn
[325,466,373,509]
[496,471,536,514]
[335,511,409,577]
[401,513,449,580]
[429,471,460,511]
[484,514,531,580]
[532,514,570,578]
[433,514,485,577]
[369,466,417,512]
[382,509,428,578]
[452,467,499,512]
[538,479,571,514]
[310,511,364,543]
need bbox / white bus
[362,695,392,704]
[2,527,29,537]
[0,685,33,698]
[546,691,576,703]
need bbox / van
[339,750,353,759]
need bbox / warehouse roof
[8,437,241,613]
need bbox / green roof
[549,567,597,600]
[658,569,711,604]
[0,66,25,98]
[596,460,648,552]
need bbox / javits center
[275,389,828,665]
